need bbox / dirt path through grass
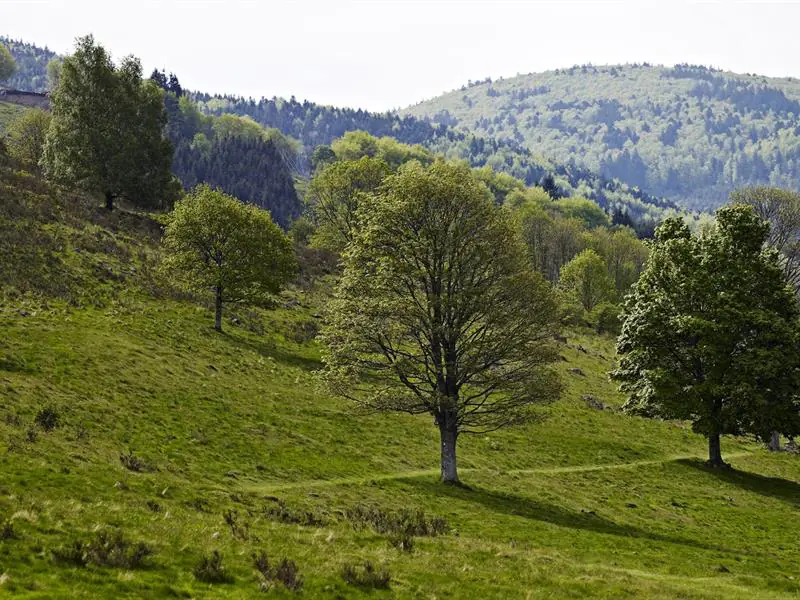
[250,451,755,493]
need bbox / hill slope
[2,163,800,598]
[403,64,800,211]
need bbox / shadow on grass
[679,458,800,507]
[404,478,729,553]
[220,331,322,371]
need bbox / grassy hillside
[403,64,800,211]
[1,164,799,599]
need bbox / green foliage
[589,301,622,335]
[0,42,17,82]
[559,249,615,312]
[405,64,800,211]
[306,156,390,252]
[160,184,297,331]
[551,197,610,229]
[4,107,50,168]
[321,161,562,483]
[613,205,800,465]
[42,35,173,210]
[331,130,432,169]
[0,36,56,91]
[46,58,61,90]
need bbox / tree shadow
[403,478,729,553]
[678,458,800,507]
[220,331,322,372]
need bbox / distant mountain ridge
[3,35,677,224]
[402,63,800,210]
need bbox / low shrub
[254,551,303,592]
[52,529,153,569]
[344,505,448,537]
[193,550,233,584]
[341,561,390,589]
[264,500,325,527]
[223,509,249,541]
[119,450,152,472]
[34,406,60,431]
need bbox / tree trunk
[439,424,459,484]
[214,286,223,332]
[768,430,781,452]
[707,432,726,468]
[105,191,114,211]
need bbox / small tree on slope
[320,161,563,484]
[612,205,800,467]
[160,185,297,332]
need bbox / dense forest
[404,64,800,211]
[0,36,55,92]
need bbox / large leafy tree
[0,43,15,83]
[161,185,297,331]
[42,35,173,210]
[613,205,800,467]
[321,161,563,484]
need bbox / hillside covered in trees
[2,36,675,226]
[403,64,800,211]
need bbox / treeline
[192,92,676,225]
[303,130,652,333]
[152,74,301,226]
[0,36,55,92]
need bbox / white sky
[2,0,799,111]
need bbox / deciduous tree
[5,108,51,168]
[613,205,800,467]
[0,43,16,83]
[42,35,172,210]
[321,162,563,483]
[559,249,615,311]
[160,185,297,331]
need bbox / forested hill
[403,64,800,211]
[3,36,675,224]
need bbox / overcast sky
[2,0,799,111]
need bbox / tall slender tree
[42,35,172,210]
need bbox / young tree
[613,205,800,467]
[559,249,615,311]
[0,43,16,83]
[5,108,51,168]
[161,185,297,331]
[321,162,563,484]
[42,35,173,210]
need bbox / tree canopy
[160,185,297,331]
[42,35,173,210]
[612,205,800,467]
[0,42,16,83]
[321,161,562,483]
